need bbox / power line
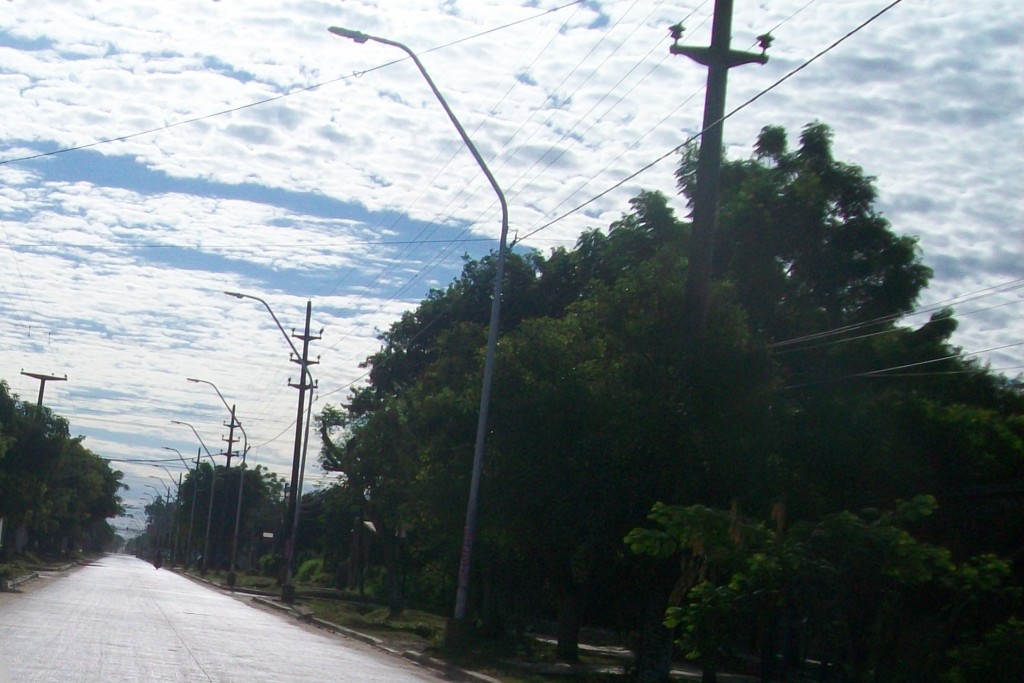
[515,0,907,244]
[783,339,1024,390]
[0,1,585,169]
[860,340,1024,377]
[314,0,921,404]
[771,278,1024,353]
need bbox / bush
[944,618,1024,682]
[295,557,335,587]
[258,553,282,578]
[296,558,323,583]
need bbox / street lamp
[163,446,197,567]
[224,291,317,603]
[148,479,171,499]
[187,377,248,460]
[156,465,179,489]
[172,419,219,574]
[329,26,510,636]
[187,377,249,588]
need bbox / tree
[308,122,1023,681]
[172,462,281,571]
[678,122,932,348]
[0,380,123,558]
[628,497,1020,683]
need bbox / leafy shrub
[944,618,1024,682]
[295,557,334,587]
[258,553,282,578]
[296,557,323,583]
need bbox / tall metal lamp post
[172,420,219,574]
[187,377,249,587]
[328,26,510,642]
[223,291,317,603]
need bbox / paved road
[0,554,442,682]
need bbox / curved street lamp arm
[223,292,302,358]
[156,466,178,490]
[186,378,249,454]
[329,26,510,623]
[170,420,214,459]
[161,446,191,471]
[327,28,509,248]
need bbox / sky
[0,0,1021,535]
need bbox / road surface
[0,554,443,682]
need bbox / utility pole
[222,405,239,469]
[187,448,201,567]
[171,472,182,566]
[20,370,67,418]
[282,301,320,603]
[226,403,246,589]
[672,0,771,336]
[201,448,218,575]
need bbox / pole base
[443,617,477,652]
[226,571,237,588]
[281,583,296,604]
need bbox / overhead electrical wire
[9,0,1003,468]
[312,1,597,361]
[509,1,711,174]
[314,1,707,372]
[319,0,605,315]
[0,0,586,169]
[770,278,1024,354]
[514,0,908,244]
[308,0,924,409]
[783,339,1024,390]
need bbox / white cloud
[0,0,1021,512]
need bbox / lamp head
[329,26,370,43]
[223,291,245,299]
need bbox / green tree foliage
[628,497,1020,682]
[311,122,1023,679]
[688,124,1024,552]
[0,380,123,558]
[170,462,282,570]
[318,189,780,655]
[679,121,933,344]
[943,618,1024,682]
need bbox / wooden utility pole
[282,301,320,603]
[20,370,67,418]
[672,0,771,336]
[222,404,239,469]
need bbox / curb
[250,596,500,683]
[2,572,39,591]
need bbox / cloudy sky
[1,0,1021,532]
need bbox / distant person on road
[152,550,162,570]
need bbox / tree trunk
[386,554,403,618]
[635,590,674,683]
[378,526,404,618]
[556,588,582,662]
